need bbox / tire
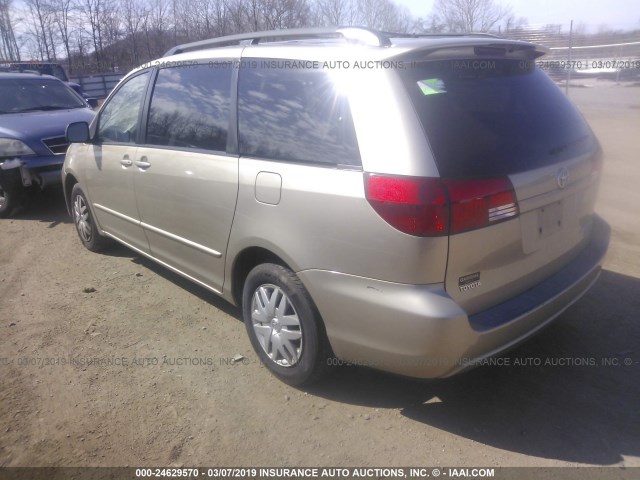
[0,184,16,218]
[242,263,333,386]
[70,184,111,252]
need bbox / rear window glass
[238,61,361,166]
[400,59,596,178]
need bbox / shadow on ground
[9,186,71,227]
[308,269,639,465]
[130,254,243,320]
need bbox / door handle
[135,156,151,169]
[120,155,133,167]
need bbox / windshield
[0,77,86,113]
[399,59,596,178]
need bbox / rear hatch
[398,51,602,315]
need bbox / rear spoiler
[393,38,549,62]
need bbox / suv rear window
[238,60,361,166]
[400,59,596,178]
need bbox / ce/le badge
[459,272,481,292]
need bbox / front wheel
[70,184,111,252]
[0,184,16,218]
[242,263,332,386]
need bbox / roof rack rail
[163,26,391,57]
[381,31,500,39]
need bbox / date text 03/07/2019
[134,467,497,478]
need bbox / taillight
[364,174,518,236]
[364,174,448,236]
[445,178,518,234]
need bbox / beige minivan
[63,27,610,385]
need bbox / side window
[146,65,232,152]
[238,61,361,166]
[96,72,149,144]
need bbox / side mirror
[86,98,99,109]
[66,121,91,143]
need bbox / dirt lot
[1,81,639,470]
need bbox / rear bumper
[299,215,610,378]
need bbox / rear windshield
[400,59,596,178]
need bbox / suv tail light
[444,178,518,234]
[364,174,448,236]
[365,174,518,237]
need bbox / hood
[0,108,95,155]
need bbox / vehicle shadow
[308,269,640,465]
[13,186,240,317]
[129,254,243,321]
[9,186,72,227]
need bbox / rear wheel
[71,184,111,252]
[242,263,332,386]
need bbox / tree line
[2,0,525,75]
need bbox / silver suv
[63,27,610,385]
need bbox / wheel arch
[229,246,291,307]
[63,173,78,215]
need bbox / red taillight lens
[365,174,449,236]
[365,174,518,237]
[445,178,519,234]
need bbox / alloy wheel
[250,284,303,367]
[73,194,92,243]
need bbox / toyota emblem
[557,167,569,189]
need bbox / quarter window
[146,65,232,152]
[96,72,149,144]
[238,61,360,166]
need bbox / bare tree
[313,0,356,26]
[24,0,57,60]
[100,0,122,64]
[7,0,428,71]
[178,0,229,40]
[141,0,171,58]
[502,13,527,33]
[120,0,145,64]
[72,22,92,71]
[212,0,231,36]
[353,0,411,32]
[262,0,310,29]
[0,0,21,60]
[80,0,105,62]
[51,0,74,69]
[242,0,263,31]
[431,0,511,33]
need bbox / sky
[399,0,640,31]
